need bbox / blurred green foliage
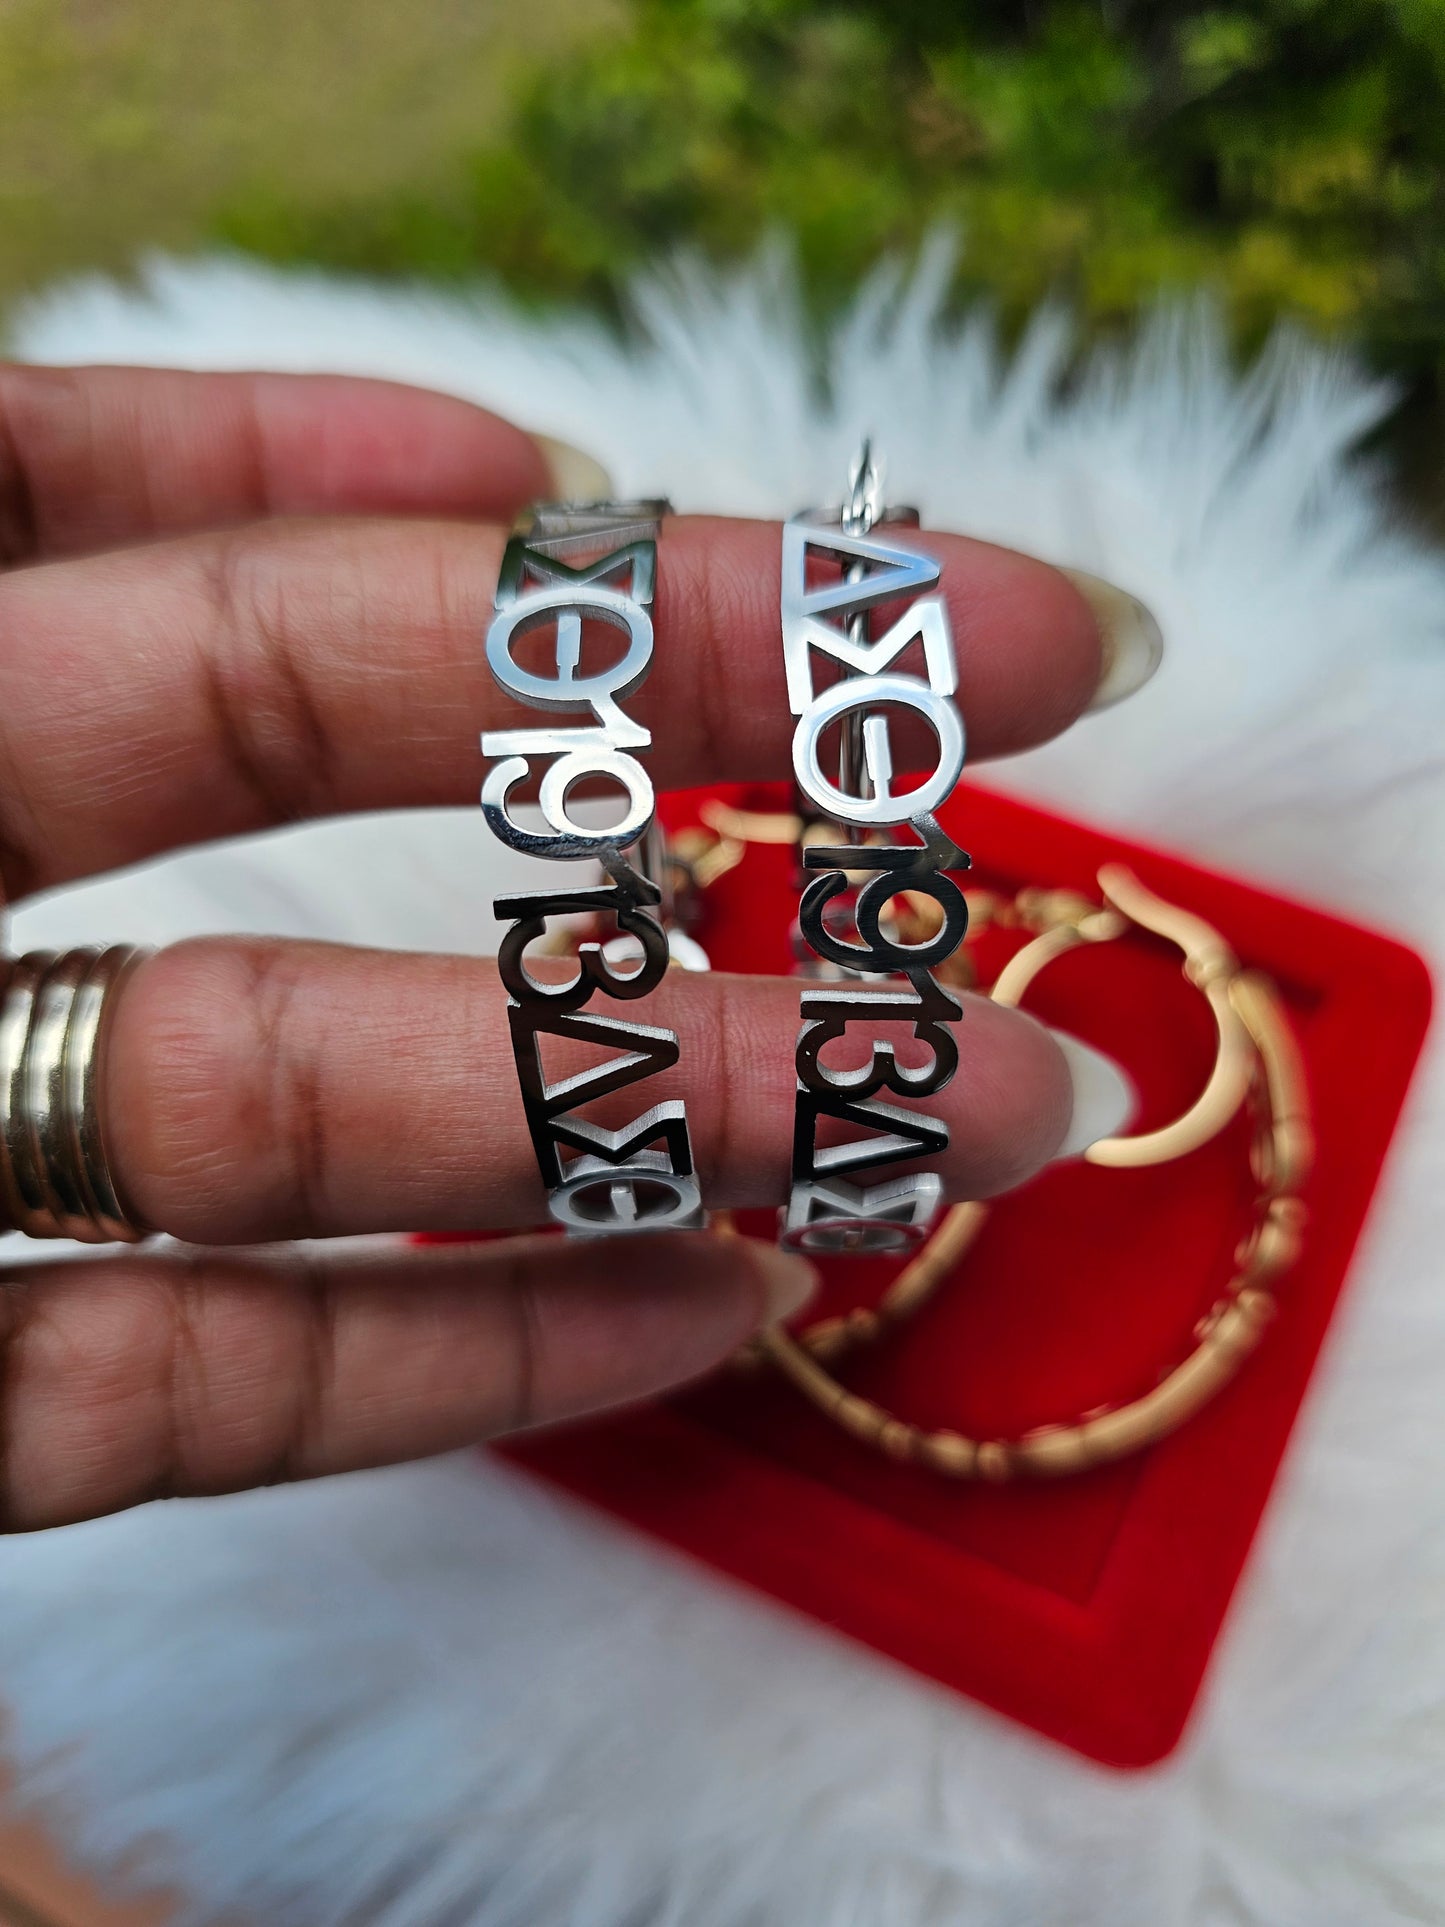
[217,0,1445,390]
[4,0,1443,463]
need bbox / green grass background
[3,0,1442,488]
[0,0,615,305]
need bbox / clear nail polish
[1062,568,1164,713]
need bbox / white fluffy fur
[1,245,1444,1925]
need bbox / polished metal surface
[482,501,702,1234]
[0,945,150,1242]
[780,448,970,1254]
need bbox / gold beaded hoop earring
[748,872,1312,1477]
[735,862,1276,1378]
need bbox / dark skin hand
[0,364,1115,1530]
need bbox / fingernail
[743,1241,819,1323]
[1062,568,1164,713]
[531,434,614,502]
[1050,1029,1136,1157]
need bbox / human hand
[0,364,1152,1528]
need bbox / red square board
[503,782,1432,1766]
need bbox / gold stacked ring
[0,946,150,1242]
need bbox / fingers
[102,940,1076,1245]
[0,364,590,565]
[0,1232,815,1530]
[0,513,1103,894]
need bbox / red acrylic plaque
[499,782,1431,1766]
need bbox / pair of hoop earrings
[477,464,1312,1477]
[479,455,974,1251]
